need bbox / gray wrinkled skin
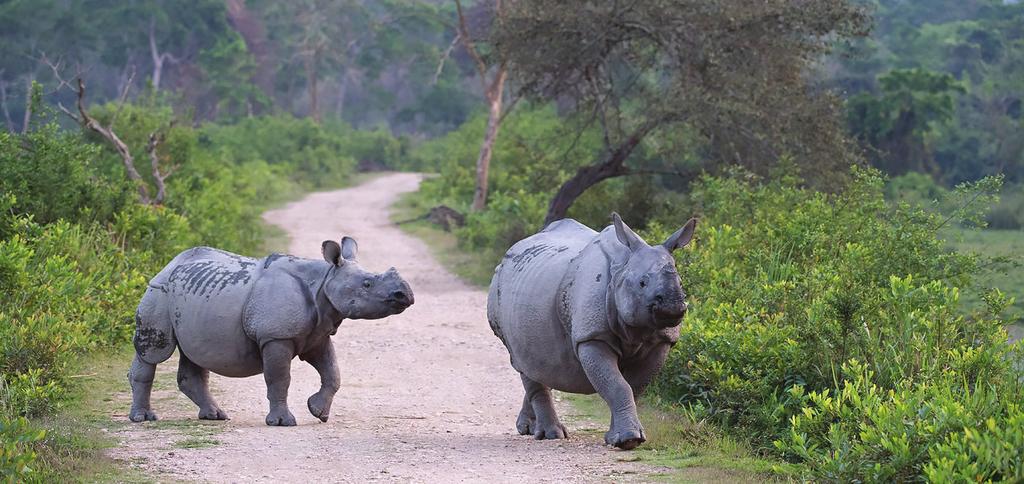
[128,236,414,426]
[488,213,696,450]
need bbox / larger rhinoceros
[128,236,413,426]
[487,213,696,449]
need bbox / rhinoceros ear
[611,212,644,251]
[322,240,342,266]
[663,218,697,252]
[340,236,358,261]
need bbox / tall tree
[847,68,965,176]
[451,0,512,211]
[491,0,869,224]
[268,0,372,123]
[90,0,233,91]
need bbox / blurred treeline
[0,0,474,135]
[835,0,1024,229]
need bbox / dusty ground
[109,173,663,483]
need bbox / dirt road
[110,173,658,482]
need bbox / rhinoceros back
[141,247,265,376]
[488,219,597,391]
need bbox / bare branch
[72,78,151,204]
[56,102,80,123]
[454,0,489,91]
[147,131,171,204]
[110,65,136,129]
[432,33,461,85]
[38,53,76,94]
[497,92,521,125]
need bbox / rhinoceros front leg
[622,343,672,400]
[262,339,297,426]
[520,374,568,439]
[302,340,340,423]
[177,351,229,420]
[578,341,645,450]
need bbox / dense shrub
[642,167,1020,480]
[0,124,130,226]
[199,115,399,188]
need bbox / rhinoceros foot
[515,412,535,435]
[307,393,333,423]
[532,421,568,440]
[265,408,297,426]
[605,427,645,450]
[129,408,158,422]
[198,406,229,420]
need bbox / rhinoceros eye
[639,279,647,288]
[362,279,373,288]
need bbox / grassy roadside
[560,394,783,483]
[390,187,783,483]
[26,347,150,483]
[389,188,499,287]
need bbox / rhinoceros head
[320,236,414,319]
[608,213,696,329]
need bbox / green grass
[25,347,151,483]
[560,393,785,483]
[946,228,1024,338]
[172,437,219,449]
[390,188,499,288]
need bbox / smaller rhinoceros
[487,213,696,449]
[128,237,413,426]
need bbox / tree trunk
[335,74,347,119]
[21,75,33,133]
[149,19,164,90]
[471,68,507,211]
[543,126,651,225]
[0,77,13,132]
[307,53,320,123]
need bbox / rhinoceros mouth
[649,302,686,328]
[385,299,413,313]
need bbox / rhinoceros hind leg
[177,351,229,420]
[515,394,536,435]
[520,374,568,440]
[128,355,158,422]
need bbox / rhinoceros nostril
[655,295,664,305]
[391,290,408,302]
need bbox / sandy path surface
[109,173,659,483]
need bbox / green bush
[412,106,608,254]
[199,114,386,188]
[0,124,130,226]
[0,416,45,482]
[776,359,1022,482]
[642,167,1020,480]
